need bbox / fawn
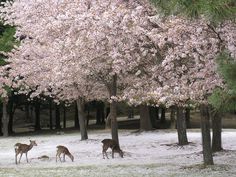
[14,140,37,164]
[56,145,74,162]
[101,139,124,159]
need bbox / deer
[14,140,37,164]
[101,139,124,159]
[56,145,74,162]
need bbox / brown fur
[101,139,124,159]
[56,145,74,162]
[14,140,37,164]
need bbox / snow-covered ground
[0,129,235,177]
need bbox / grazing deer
[101,139,124,159]
[14,140,37,164]
[56,145,74,162]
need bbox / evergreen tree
[0,22,16,136]
[151,0,236,165]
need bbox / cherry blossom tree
[0,0,158,143]
[124,15,235,164]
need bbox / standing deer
[101,139,124,159]
[14,140,37,164]
[56,145,74,162]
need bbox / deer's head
[30,140,37,146]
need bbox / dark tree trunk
[2,98,9,136]
[49,99,53,130]
[76,98,88,140]
[7,95,14,134]
[200,104,214,165]
[105,106,111,129]
[149,106,157,128]
[63,105,66,129]
[140,105,152,131]
[25,102,30,122]
[185,107,191,128]
[96,101,105,125]
[160,107,166,123]
[55,104,61,130]
[156,107,159,120]
[34,100,41,131]
[106,107,110,118]
[128,106,134,119]
[96,101,102,125]
[211,110,222,152]
[74,102,79,128]
[86,103,90,126]
[170,106,176,129]
[108,74,119,145]
[101,102,105,124]
[176,107,188,145]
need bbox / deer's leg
[19,153,23,164]
[56,151,59,162]
[59,153,62,162]
[15,152,19,164]
[112,149,115,159]
[63,153,65,162]
[26,152,28,163]
[102,146,105,159]
[102,145,109,159]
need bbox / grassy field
[0,129,236,177]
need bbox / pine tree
[151,0,236,165]
[0,22,16,136]
[151,0,236,23]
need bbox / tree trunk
[105,107,111,129]
[101,102,105,124]
[63,105,66,129]
[7,95,14,134]
[211,110,222,152]
[156,107,159,120]
[34,100,41,131]
[49,99,53,130]
[108,74,119,145]
[176,107,188,145]
[128,106,134,119]
[160,107,166,123]
[76,98,88,140]
[185,107,191,128]
[25,103,30,122]
[96,101,105,125]
[200,104,214,165]
[86,103,90,126]
[149,106,157,128]
[74,102,79,128]
[170,106,176,129]
[96,101,102,125]
[2,98,9,137]
[55,104,61,130]
[140,104,152,131]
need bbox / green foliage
[0,26,16,52]
[209,52,236,112]
[0,22,16,98]
[0,23,16,66]
[151,0,236,23]
[208,89,236,112]
[217,52,236,90]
